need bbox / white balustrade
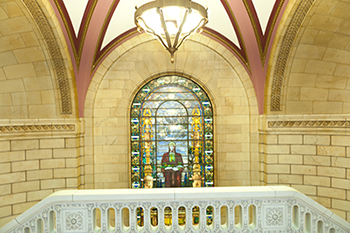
[1,186,350,232]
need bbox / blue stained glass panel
[156,124,188,140]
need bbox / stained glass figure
[130,75,214,188]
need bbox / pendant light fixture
[135,0,208,63]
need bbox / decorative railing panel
[2,186,350,232]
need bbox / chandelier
[135,0,208,63]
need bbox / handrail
[1,186,350,232]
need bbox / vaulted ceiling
[49,0,288,115]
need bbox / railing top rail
[2,186,350,232]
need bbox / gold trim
[0,124,75,133]
[268,121,350,128]
[93,0,118,71]
[222,0,249,68]
[270,0,315,111]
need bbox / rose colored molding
[50,0,98,71]
[243,0,286,65]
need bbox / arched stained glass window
[130,75,214,188]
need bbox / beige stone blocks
[0,193,25,206]
[27,190,53,202]
[0,79,25,94]
[40,139,64,149]
[317,146,345,157]
[304,135,330,145]
[26,169,52,181]
[0,206,11,218]
[26,149,52,160]
[279,154,302,164]
[12,181,39,193]
[318,187,346,200]
[3,63,36,79]
[278,135,302,144]
[12,160,39,172]
[304,175,330,187]
[304,155,331,166]
[13,202,37,215]
[292,165,317,175]
[41,179,65,189]
[0,172,25,184]
[291,145,316,155]
[53,168,77,178]
[332,136,350,146]
[262,125,350,222]
[11,140,38,151]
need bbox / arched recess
[84,33,260,189]
[0,0,77,118]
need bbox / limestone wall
[260,115,350,222]
[0,119,83,227]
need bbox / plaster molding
[268,120,350,128]
[270,0,314,111]
[22,0,73,114]
[0,124,75,133]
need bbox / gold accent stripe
[93,0,118,71]
[222,0,249,66]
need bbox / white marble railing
[1,186,350,232]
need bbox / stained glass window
[130,75,214,188]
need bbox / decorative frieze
[268,120,350,128]
[22,0,72,114]
[270,0,315,111]
[0,124,75,133]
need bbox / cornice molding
[22,0,73,114]
[0,124,75,133]
[268,120,350,128]
[270,0,314,111]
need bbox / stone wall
[0,119,82,227]
[260,115,350,222]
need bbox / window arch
[130,75,214,188]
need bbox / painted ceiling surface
[49,0,288,115]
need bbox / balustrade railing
[1,186,350,232]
